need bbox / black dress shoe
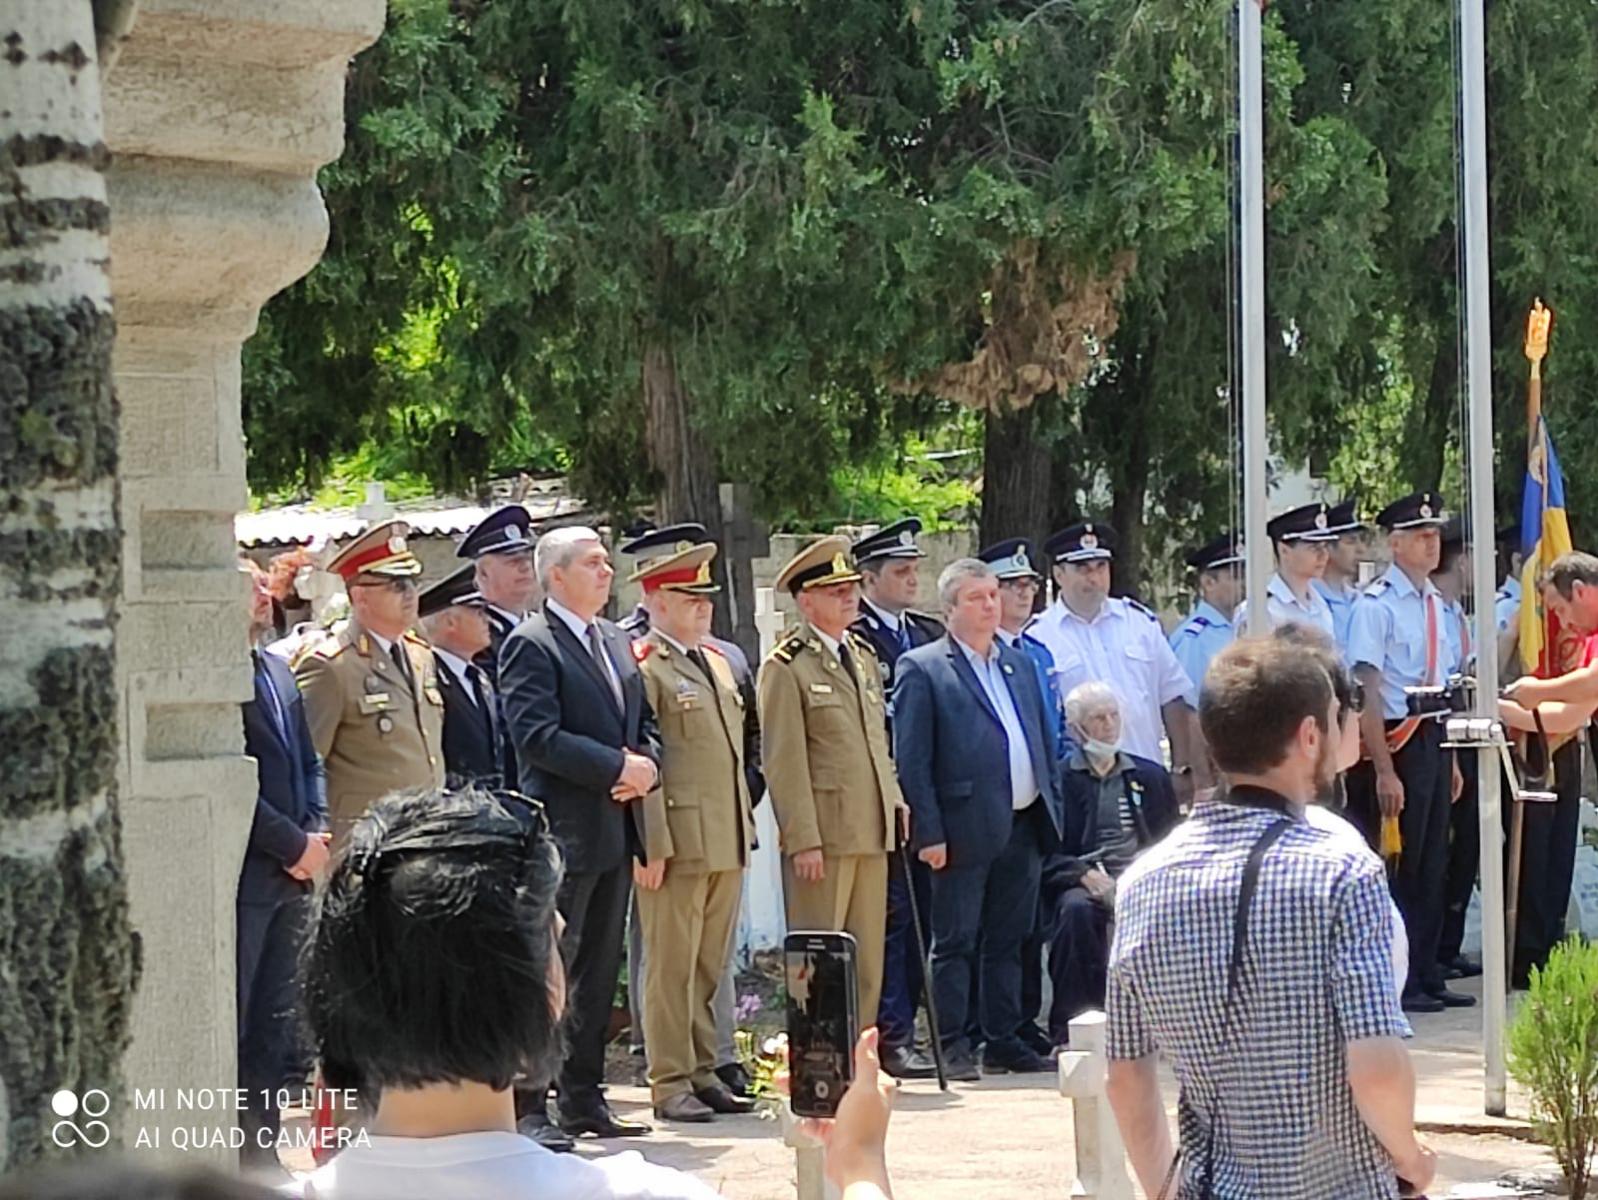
[714,1061,753,1097]
[1449,955,1484,979]
[694,1083,757,1114]
[1426,985,1477,1008]
[880,1043,938,1080]
[654,1093,714,1124]
[1402,991,1445,1014]
[1016,1022,1053,1057]
[516,1112,575,1153]
[982,1045,1053,1074]
[941,1050,981,1083]
[553,1099,650,1139]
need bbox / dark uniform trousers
[1438,743,1482,967]
[1507,739,1582,978]
[1045,888,1111,1041]
[236,895,310,1164]
[555,865,633,1109]
[928,804,1048,1054]
[1347,721,1452,996]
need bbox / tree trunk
[980,392,1055,555]
[0,2,138,1168]
[643,339,731,632]
[1110,415,1152,598]
[1406,332,1458,494]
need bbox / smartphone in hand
[785,931,859,1119]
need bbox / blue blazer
[240,650,327,902]
[892,635,1065,867]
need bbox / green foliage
[1508,937,1598,1197]
[244,0,1598,593]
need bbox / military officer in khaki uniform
[631,539,758,1123]
[293,520,446,838]
[758,536,905,1024]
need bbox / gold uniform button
[429,756,437,765]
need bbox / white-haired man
[499,525,662,1144]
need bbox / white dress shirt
[1027,597,1191,763]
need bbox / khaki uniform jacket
[757,622,902,857]
[635,631,755,873]
[293,619,446,833]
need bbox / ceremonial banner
[1519,300,1582,679]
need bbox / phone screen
[785,931,858,1118]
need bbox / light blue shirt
[955,635,1039,811]
[1168,599,1234,706]
[1440,596,1471,672]
[1235,573,1338,647]
[1313,577,1361,651]
[1347,564,1460,719]
[1496,574,1522,635]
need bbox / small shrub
[1509,937,1598,1198]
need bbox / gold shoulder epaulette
[848,632,880,659]
[771,634,806,664]
[289,636,341,670]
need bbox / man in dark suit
[237,564,327,1169]
[499,526,661,1142]
[850,517,943,1080]
[893,558,1065,1079]
[1042,681,1178,1045]
[419,564,514,788]
[457,504,540,685]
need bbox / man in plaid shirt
[1104,638,1434,1199]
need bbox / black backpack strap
[1196,816,1294,1199]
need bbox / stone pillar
[102,0,383,1152]
[1057,1010,1134,1200]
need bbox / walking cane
[898,841,949,1091]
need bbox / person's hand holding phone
[800,1028,896,1200]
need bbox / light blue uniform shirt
[1313,576,1361,651]
[1347,564,1460,719]
[1496,575,1522,635]
[1168,599,1234,706]
[955,635,1039,811]
[1440,596,1471,673]
[1234,573,1338,647]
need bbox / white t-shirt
[290,1133,722,1200]
[1303,804,1410,1002]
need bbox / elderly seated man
[1042,681,1178,1046]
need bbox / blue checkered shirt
[1106,795,1412,1199]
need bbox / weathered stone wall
[102,0,383,1157]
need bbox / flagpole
[1459,0,1508,1116]
[1239,0,1271,633]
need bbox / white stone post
[1057,1010,1134,1200]
[778,1105,839,1200]
[103,0,384,1158]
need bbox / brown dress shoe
[694,1083,757,1114]
[654,1092,715,1123]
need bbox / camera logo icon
[50,1089,111,1149]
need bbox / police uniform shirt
[433,645,480,700]
[1496,575,1522,635]
[1313,577,1361,650]
[1168,599,1234,706]
[1028,596,1192,762]
[1441,596,1472,673]
[859,597,906,647]
[1233,573,1337,645]
[1347,564,1461,720]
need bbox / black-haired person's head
[301,786,565,1095]
[1200,638,1337,805]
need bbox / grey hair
[1064,680,1120,726]
[937,558,997,613]
[534,525,602,590]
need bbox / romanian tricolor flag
[1519,414,1577,677]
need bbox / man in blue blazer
[893,559,1066,1078]
[238,567,327,1169]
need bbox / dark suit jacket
[474,607,519,686]
[435,652,514,789]
[892,635,1065,868]
[499,603,661,875]
[240,650,327,902]
[1044,752,1178,893]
